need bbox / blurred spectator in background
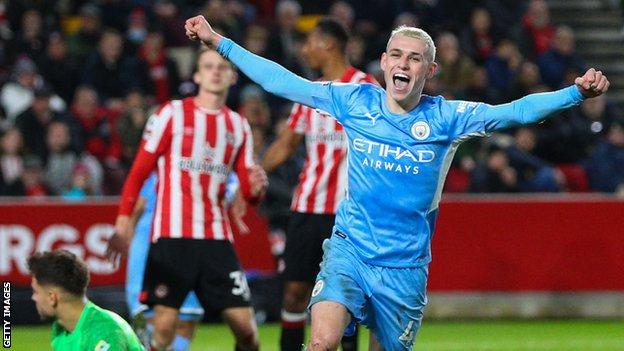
[37,32,81,104]
[116,90,149,168]
[506,127,564,192]
[267,0,304,74]
[436,31,476,98]
[20,155,49,197]
[125,8,148,56]
[583,119,624,194]
[68,4,103,61]
[238,84,271,128]
[536,94,619,163]
[0,128,24,195]
[11,9,46,62]
[244,24,269,56]
[70,85,121,167]
[44,121,103,196]
[152,0,189,48]
[460,7,500,65]
[537,26,585,90]
[14,84,78,161]
[509,61,545,100]
[485,39,523,98]
[470,143,518,193]
[459,66,501,104]
[515,0,555,58]
[82,29,147,108]
[202,0,245,43]
[1,57,66,121]
[62,162,95,201]
[138,28,181,104]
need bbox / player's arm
[184,15,359,120]
[233,118,268,204]
[482,69,609,132]
[262,126,304,173]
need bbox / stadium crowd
[0,0,623,208]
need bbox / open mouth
[393,73,410,91]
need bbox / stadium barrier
[2,195,623,321]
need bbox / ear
[47,289,59,308]
[426,62,438,79]
[380,52,387,72]
[193,71,201,85]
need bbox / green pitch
[11,320,623,350]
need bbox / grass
[10,320,624,350]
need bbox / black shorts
[282,212,336,282]
[140,239,251,313]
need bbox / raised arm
[184,15,354,118]
[484,69,609,132]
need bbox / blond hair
[387,26,436,63]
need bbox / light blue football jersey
[218,38,584,268]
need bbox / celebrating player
[107,45,268,351]
[28,250,144,350]
[262,17,376,351]
[185,15,608,351]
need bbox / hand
[185,15,221,46]
[248,165,268,198]
[575,68,610,98]
[231,192,250,234]
[105,215,132,268]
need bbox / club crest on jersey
[155,284,169,298]
[311,280,324,297]
[411,121,430,140]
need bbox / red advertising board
[1,195,622,291]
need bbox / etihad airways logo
[352,138,435,175]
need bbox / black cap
[33,84,53,98]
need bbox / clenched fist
[575,68,610,98]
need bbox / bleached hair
[387,25,436,63]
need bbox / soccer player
[123,172,204,351]
[28,250,144,351]
[262,18,376,351]
[184,16,609,350]
[108,45,268,351]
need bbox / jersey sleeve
[217,38,360,122]
[445,85,585,140]
[287,103,307,134]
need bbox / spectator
[470,143,518,193]
[506,127,564,192]
[537,26,585,90]
[244,24,269,56]
[202,0,245,42]
[11,9,46,61]
[70,85,122,166]
[0,128,24,195]
[61,162,95,201]
[458,67,502,104]
[81,28,147,107]
[14,84,78,160]
[238,84,271,128]
[536,94,619,163]
[36,32,81,104]
[583,119,624,193]
[68,4,103,61]
[509,61,544,100]
[137,29,181,104]
[435,31,476,97]
[20,155,49,197]
[515,0,555,58]
[460,7,500,65]
[266,0,304,73]
[44,121,102,195]
[1,57,66,120]
[116,90,148,168]
[125,8,148,56]
[485,39,523,98]
[153,0,191,48]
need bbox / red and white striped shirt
[119,97,257,242]
[288,67,377,214]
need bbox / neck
[321,55,350,81]
[385,85,424,114]
[194,90,227,110]
[57,298,86,332]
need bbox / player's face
[302,29,326,70]
[31,277,56,321]
[194,50,236,95]
[381,35,437,103]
